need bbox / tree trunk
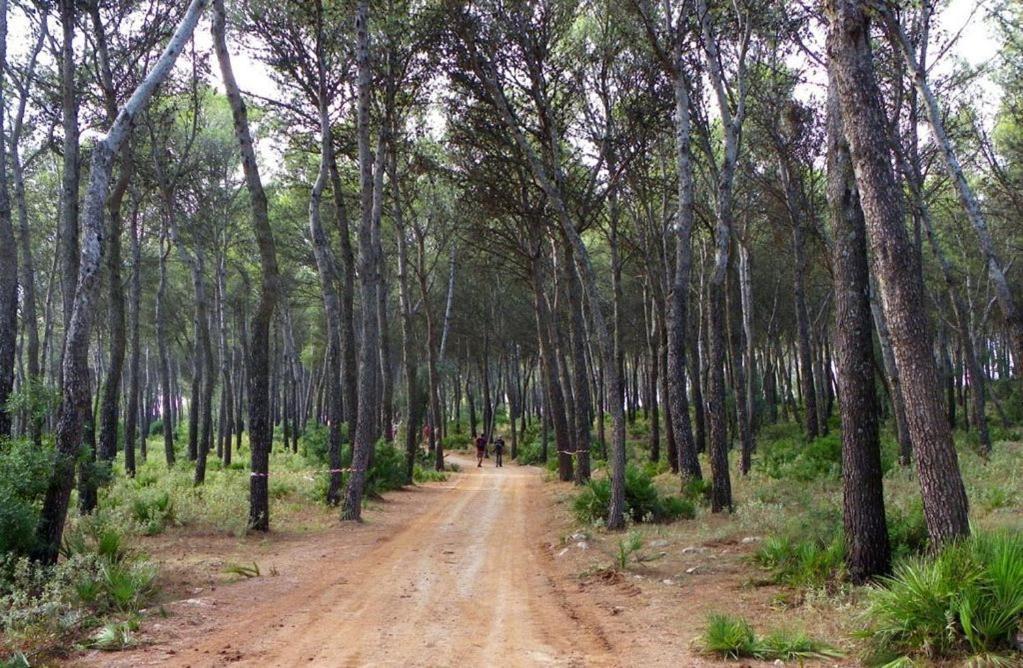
[33,0,209,562]
[827,78,890,582]
[213,0,279,531]
[156,235,176,467]
[342,0,381,521]
[825,0,970,545]
[0,0,16,439]
[124,207,142,477]
[884,10,1023,380]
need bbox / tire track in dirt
[76,456,617,667]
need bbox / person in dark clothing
[475,434,487,467]
[494,436,505,467]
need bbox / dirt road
[84,458,616,667]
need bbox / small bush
[130,490,174,535]
[441,432,471,450]
[659,496,696,521]
[761,433,841,481]
[413,465,448,483]
[573,465,694,525]
[516,439,546,466]
[701,613,841,661]
[0,439,52,556]
[702,614,757,659]
[681,477,712,504]
[862,531,1023,664]
[365,441,406,497]
[147,419,163,437]
[87,618,139,651]
[752,534,846,591]
[886,502,929,559]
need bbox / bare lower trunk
[0,0,16,438]
[124,209,142,477]
[828,79,890,582]
[343,0,380,521]
[33,0,209,562]
[825,0,969,546]
[213,0,279,531]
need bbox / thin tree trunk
[32,0,209,562]
[342,0,381,520]
[213,0,279,531]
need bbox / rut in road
[87,458,615,667]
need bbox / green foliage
[299,420,349,466]
[659,495,696,521]
[516,438,546,466]
[681,477,712,505]
[886,502,930,559]
[700,613,841,661]
[752,533,846,591]
[365,441,406,498]
[0,439,52,556]
[862,531,1023,664]
[1,520,156,660]
[413,465,448,483]
[441,432,471,450]
[760,433,842,481]
[223,562,261,579]
[0,652,29,668]
[87,618,140,651]
[702,613,757,658]
[573,465,695,525]
[616,532,644,570]
[130,491,174,535]
[3,380,60,426]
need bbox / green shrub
[573,465,694,525]
[441,432,471,450]
[701,613,841,661]
[862,531,1023,664]
[147,419,163,437]
[681,477,712,504]
[702,613,757,659]
[130,490,174,535]
[886,502,929,559]
[300,421,329,465]
[365,441,406,497]
[660,495,696,521]
[761,433,842,481]
[752,533,846,590]
[516,439,546,466]
[413,465,448,483]
[0,439,52,556]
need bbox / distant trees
[0,0,1019,560]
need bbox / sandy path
[81,458,616,667]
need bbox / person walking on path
[494,436,505,467]
[475,434,487,467]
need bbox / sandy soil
[72,457,847,667]
[74,457,616,667]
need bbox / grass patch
[701,613,842,661]
[861,531,1023,665]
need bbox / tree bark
[0,0,16,439]
[308,6,344,502]
[883,8,1023,380]
[342,0,381,521]
[32,0,209,563]
[827,78,890,583]
[825,0,969,545]
[212,0,280,531]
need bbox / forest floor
[68,452,851,668]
